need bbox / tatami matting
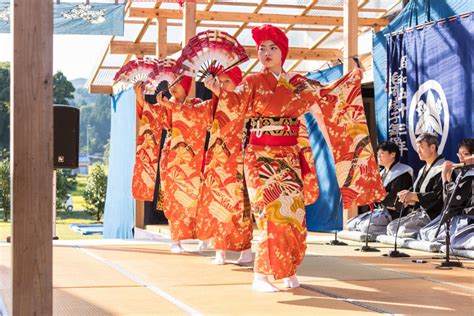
[0,232,473,315]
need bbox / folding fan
[142,58,180,94]
[176,30,249,80]
[113,58,158,85]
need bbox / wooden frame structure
[5,1,406,314]
[87,0,402,229]
[88,0,402,94]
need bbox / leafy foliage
[83,164,107,221]
[55,169,77,210]
[0,62,10,154]
[53,71,76,105]
[0,151,10,222]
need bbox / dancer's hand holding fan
[176,30,249,82]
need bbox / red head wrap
[251,24,289,65]
[224,67,243,86]
[179,75,192,95]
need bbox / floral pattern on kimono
[196,97,253,251]
[217,69,319,279]
[159,97,210,241]
[294,68,385,208]
[131,86,166,201]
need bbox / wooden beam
[89,84,113,95]
[246,0,320,75]
[233,0,267,38]
[211,1,386,12]
[287,0,370,72]
[183,2,197,47]
[344,0,358,73]
[111,41,181,55]
[109,41,340,60]
[156,18,167,58]
[124,19,340,32]
[129,8,389,27]
[183,1,197,97]
[12,0,53,314]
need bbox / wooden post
[183,1,196,97]
[156,18,168,58]
[343,0,358,74]
[12,0,53,314]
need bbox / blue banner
[0,2,124,35]
[387,14,473,171]
[103,89,135,239]
[373,0,474,142]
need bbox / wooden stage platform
[1,232,473,315]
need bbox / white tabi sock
[170,240,185,254]
[236,248,253,264]
[197,239,211,251]
[282,274,300,288]
[252,273,280,292]
[212,250,226,265]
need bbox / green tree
[0,62,10,154]
[53,71,75,105]
[79,94,111,158]
[0,153,10,222]
[83,164,107,221]
[55,169,76,210]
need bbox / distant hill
[71,78,87,90]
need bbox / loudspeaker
[54,105,80,169]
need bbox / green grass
[0,210,102,241]
[70,175,87,210]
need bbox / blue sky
[0,33,110,81]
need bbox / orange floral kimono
[195,97,254,251]
[131,86,166,201]
[218,68,384,279]
[217,69,322,279]
[294,68,386,209]
[158,97,212,241]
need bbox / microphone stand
[383,194,410,258]
[434,168,470,269]
[327,195,347,246]
[355,204,380,252]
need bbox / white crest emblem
[61,4,106,24]
[408,80,449,154]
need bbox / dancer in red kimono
[196,67,255,264]
[156,76,213,253]
[205,25,385,292]
[131,83,168,202]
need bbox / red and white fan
[113,58,158,85]
[176,30,249,80]
[142,58,180,94]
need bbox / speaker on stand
[53,105,80,239]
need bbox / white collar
[271,71,281,80]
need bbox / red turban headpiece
[224,67,243,86]
[251,24,289,65]
[179,75,192,95]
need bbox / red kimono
[131,86,165,201]
[158,97,212,241]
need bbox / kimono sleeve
[218,77,254,116]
